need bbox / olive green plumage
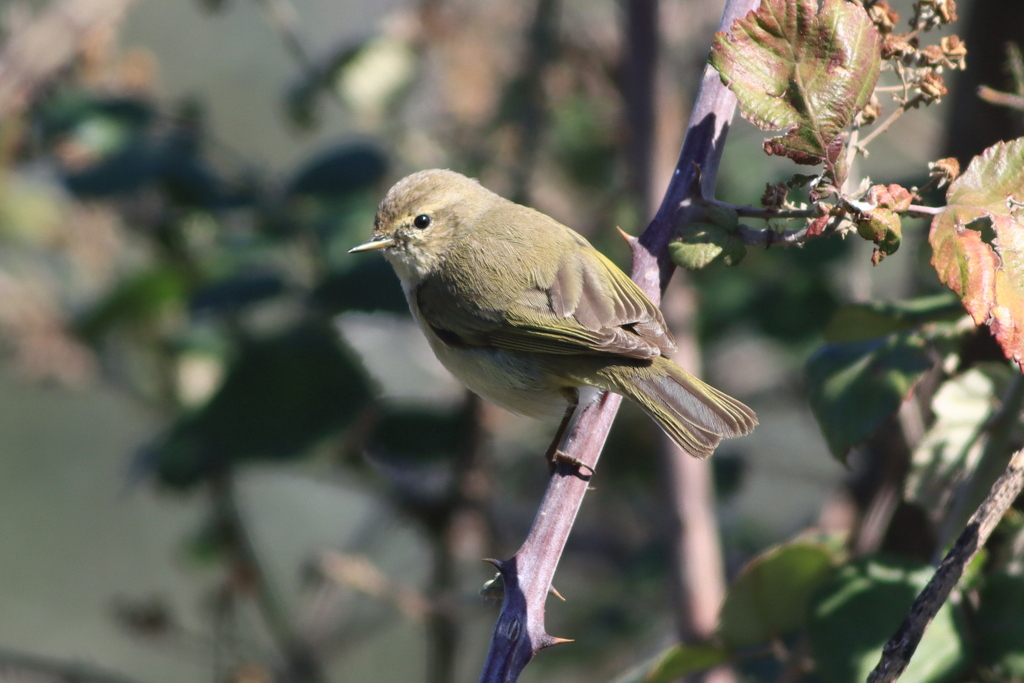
[350,169,756,458]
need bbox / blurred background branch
[0,0,137,118]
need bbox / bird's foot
[548,450,595,478]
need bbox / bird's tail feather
[610,357,757,459]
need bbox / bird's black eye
[413,214,432,229]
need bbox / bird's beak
[349,236,394,253]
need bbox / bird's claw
[549,450,595,478]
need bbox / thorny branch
[868,448,1024,683]
[476,0,760,681]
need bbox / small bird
[350,169,756,463]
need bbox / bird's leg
[544,401,577,472]
[545,389,597,478]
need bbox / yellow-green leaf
[717,540,838,648]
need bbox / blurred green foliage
[1,1,1023,682]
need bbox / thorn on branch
[617,226,639,248]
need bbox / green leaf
[809,556,968,683]
[669,222,746,270]
[77,266,190,340]
[367,406,473,464]
[823,293,963,343]
[710,0,881,171]
[904,367,1005,517]
[976,572,1024,679]
[147,321,373,489]
[930,136,1024,364]
[286,142,389,199]
[610,644,729,683]
[717,540,838,648]
[312,258,409,315]
[806,332,933,461]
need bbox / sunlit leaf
[669,223,746,270]
[710,0,881,173]
[904,366,1006,518]
[930,137,1024,364]
[809,556,968,683]
[610,644,730,683]
[806,332,933,460]
[717,540,838,648]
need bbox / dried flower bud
[929,157,961,187]
[761,182,789,209]
[882,33,915,60]
[935,0,958,24]
[941,35,967,69]
[918,72,948,101]
[867,1,899,34]
[861,94,881,124]
[921,44,945,66]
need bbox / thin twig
[475,1,760,681]
[734,223,811,245]
[250,0,317,76]
[709,199,822,220]
[857,96,924,151]
[977,85,1024,112]
[905,204,942,217]
[868,448,1024,683]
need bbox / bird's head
[350,169,489,284]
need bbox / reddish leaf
[711,0,881,172]
[930,137,1024,364]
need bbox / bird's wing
[416,247,676,359]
